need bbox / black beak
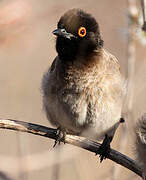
[52,28,75,39]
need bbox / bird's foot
[53,127,66,148]
[96,134,112,163]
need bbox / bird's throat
[56,37,79,62]
[55,36,100,62]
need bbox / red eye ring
[78,27,87,37]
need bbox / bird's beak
[52,28,75,40]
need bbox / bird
[42,8,125,162]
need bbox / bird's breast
[42,52,123,138]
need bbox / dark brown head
[53,9,103,61]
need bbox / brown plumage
[42,9,124,161]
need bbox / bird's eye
[78,27,87,37]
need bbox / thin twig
[141,0,146,31]
[141,0,146,21]
[0,118,144,179]
[111,1,137,179]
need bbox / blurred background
[0,0,145,179]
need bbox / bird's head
[53,9,104,61]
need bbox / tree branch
[141,0,146,31]
[0,118,144,179]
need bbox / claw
[53,127,66,148]
[96,118,124,162]
[97,134,112,162]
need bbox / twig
[141,0,146,31]
[0,118,144,179]
[111,1,137,179]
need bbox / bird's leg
[98,134,113,163]
[53,127,66,148]
[97,117,125,162]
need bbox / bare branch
[0,118,144,179]
[141,0,146,31]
